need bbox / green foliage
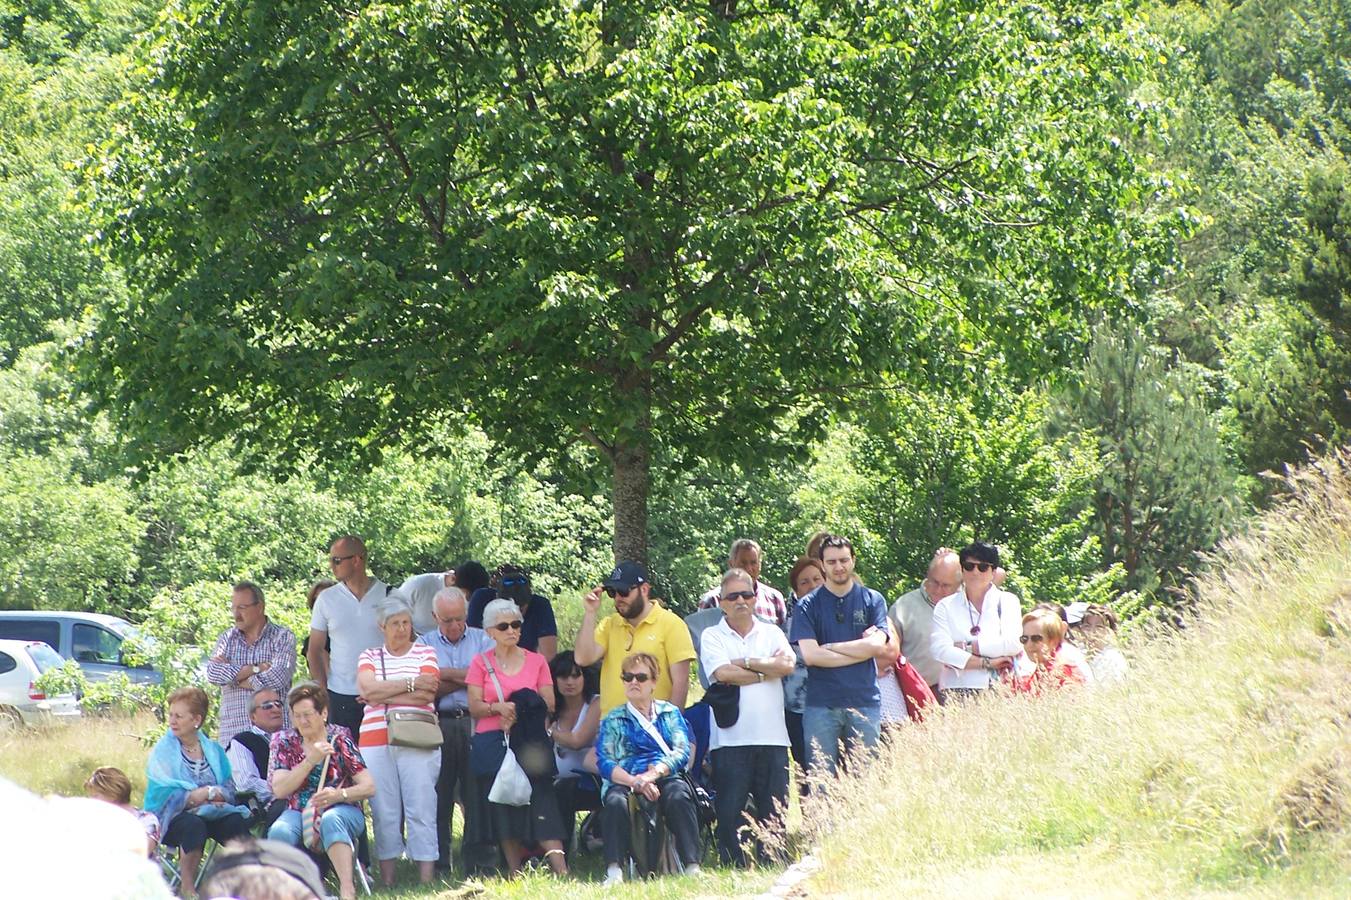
[84,0,1175,559]
[1053,326,1244,594]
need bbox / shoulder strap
[627,703,672,756]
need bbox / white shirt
[310,579,387,695]
[699,617,792,751]
[1089,646,1128,684]
[224,725,274,802]
[554,699,593,777]
[929,586,1028,691]
[1057,641,1096,685]
[400,572,449,635]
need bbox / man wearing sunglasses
[928,541,1027,702]
[789,535,893,777]
[466,564,558,661]
[575,561,697,713]
[223,688,289,829]
[308,534,388,737]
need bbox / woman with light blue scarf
[145,686,251,897]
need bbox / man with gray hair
[207,581,297,740]
[417,587,493,873]
[224,688,288,829]
[889,548,963,696]
[697,539,788,627]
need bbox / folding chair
[157,839,218,894]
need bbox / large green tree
[87,0,1171,561]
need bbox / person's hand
[257,660,272,674]
[583,585,604,615]
[637,776,660,802]
[234,666,255,686]
[876,657,891,677]
[990,656,1015,673]
[414,672,438,693]
[186,786,209,808]
[862,625,878,636]
[305,739,335,767]
[311,787,342,810]
[496,701,517,729]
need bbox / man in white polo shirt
[699,567,795,866]
[307,534,387,736]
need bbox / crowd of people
[82,532,1128,897]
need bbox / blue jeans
[802,704,881,777]
[269,804,366,851]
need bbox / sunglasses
[961,561,994,573]
[604,585,635,598]
[330,553,359,566]
[720,590,755,602]
[1019,634,1046,644]
[620,672,652,683]
[491,620,524,632]
[501,576,528,588]
[257,700,284,711]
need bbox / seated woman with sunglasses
[594,652,702,885]
[928,541,1028,703]
[466,598,569,876]
[1009,609,1088,694]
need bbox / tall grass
[795,449,1351,897]
[0,712,157,800]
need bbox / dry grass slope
[795,449,1351,898]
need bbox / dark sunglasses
[962,561,994,573]
[257,700,284,711]
[329,553,358,566]
[720,590,755,602]
[1019,634,1046,644]
[501,576,528,588]
[604,586,635,598]
[620,672,652,683]
[492,620,524,632]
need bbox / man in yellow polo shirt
[574,561,696,712]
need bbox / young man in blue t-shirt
[788,534,894,776]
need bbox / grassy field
[5,451,1351,897]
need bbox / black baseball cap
[602,561,649,592]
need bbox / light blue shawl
[145,729,249,828]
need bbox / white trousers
[362,742,442,861]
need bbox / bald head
[924,549,962,601]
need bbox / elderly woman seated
[595,652,702,885]
[146,687,252,898]
[1010,609,1089,694]
[267,681,375,900]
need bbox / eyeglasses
[330,553,359,566]
[491,620,524,632]
[230,602,260,614]
[620,672,652,683]
[257,700,284,711]
[961,561,994,573]
[1019,634,1046,644]
[604,586,634,598]
[501,576,528,588]
[720,590,755,602]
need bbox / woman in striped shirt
[356,594,441,887]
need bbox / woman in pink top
[466,597,568,876]
[355,595,440,887]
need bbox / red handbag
[892,655,937,721]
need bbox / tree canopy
[85,0,1174,560]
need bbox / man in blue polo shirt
[789,534,892,776]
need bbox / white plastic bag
[488,746,532,806]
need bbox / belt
[439,707,470,719]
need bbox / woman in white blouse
[928,542,1026,702]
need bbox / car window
[0,619,60,648]
[0,652,14,675]
[73,623,122,665]
[28,643,65,673]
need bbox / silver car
[0,639,82,731]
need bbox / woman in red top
[466,597,568,876]
[1010,609,1087,694]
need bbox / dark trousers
[434,713,474,868]
[602,778,700,867]
[163,811,250,853]
[327,691,364,739]
[554,773,602,850]
[785,711,806,773]
[711,746,789,866]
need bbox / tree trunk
[611,438,650,564]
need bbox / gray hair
[377,592,415,626]
[720,567,754,594]
[247,688,280,716]
[482,597,522,630]
[728,538,761,565]
[232,581,264,606]
[433,586,468,612]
